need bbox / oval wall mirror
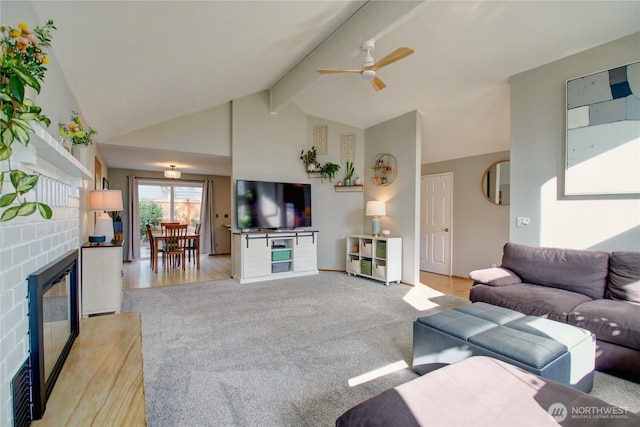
[482,160,510,205]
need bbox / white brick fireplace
[0,125,91,427]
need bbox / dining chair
[163,224,188,270]
[187,222,202,263]
[145,224,156,269]
[161,221,180,234]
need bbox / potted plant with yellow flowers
[58,110,97,157]
[0,19,55,222]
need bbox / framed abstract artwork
[565,61,639,195]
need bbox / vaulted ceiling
[29,1,640,174]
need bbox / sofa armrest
[469,267,522,287]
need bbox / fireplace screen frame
[28,249,80,420]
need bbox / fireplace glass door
[42,277,71,381]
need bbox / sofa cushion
[501,243,609,300]
[606,251,640,305]
[469,267,522,287]
[568,299,640,351]
[470,283,592,322]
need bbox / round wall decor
[371,153,397,186]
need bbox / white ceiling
[30,1,640,175]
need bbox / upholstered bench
[412,302,595,392]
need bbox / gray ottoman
[412,302,595,392]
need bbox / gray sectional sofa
[469,242,640,382]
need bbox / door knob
[442,227,449,232]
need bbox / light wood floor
[122,254,232,289]
[123,255,472,299]
[31,312,146,426]
[419,271,473,299]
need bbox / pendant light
[164,165,181,179]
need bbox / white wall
[510,32,640,251]
[365,111,421,285]
[231,91,306,183]
[103,102,232,157]
[422,151,510,276]
[306,116,365,269]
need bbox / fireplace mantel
[18,123,92,181]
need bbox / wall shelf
[334,184,363,192]
[20,123,93,180]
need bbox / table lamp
[89,190,123,242]
[366,200,386,236]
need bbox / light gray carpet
[122,272,640,426]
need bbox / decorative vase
[71,144,85,162]
[307,164,315,172]
[355,177,362,185]
[344,179,352,186]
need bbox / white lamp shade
[89,190,123,212]
[89,190,122,241]
[366,200,386,217]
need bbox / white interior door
[420,173,452,275]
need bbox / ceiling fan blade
[371,76,386,91]
[370,47,414,71]
[317,68,364,74]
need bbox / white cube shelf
[346,235,402,286]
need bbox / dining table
[151,229,200,273]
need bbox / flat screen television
[236,179,312,230]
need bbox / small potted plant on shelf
[58,111,97,150]
[343,161,354,186]
[300,146,320,172]
[320,162,340,182]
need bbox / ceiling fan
[316,41,414,91]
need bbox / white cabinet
[346,235,402,286]
[233,231,318,283]
[293,234,318,273]
[81,242,123,316]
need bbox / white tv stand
[233,230,318,283]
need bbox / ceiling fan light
[361,69,376,80]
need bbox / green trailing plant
[300,146,320,170]
[0,20,55,222]
[320,162,340,182]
